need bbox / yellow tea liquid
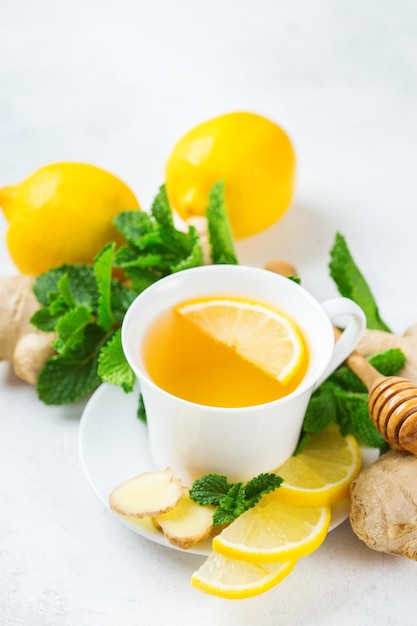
[142,298,309,408]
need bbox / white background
[1,1,417,624]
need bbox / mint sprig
[297,232,401,450]
[189,473,283,526]
[329,232,391,332]
[296,348,405,454]
[31,244,137,405]
[30,182,238,406]
[113,185,204,291]
[206,180,238,265]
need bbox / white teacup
[122,265,365,484]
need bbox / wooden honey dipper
[336,329,417,455]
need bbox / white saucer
[79,383,380,556]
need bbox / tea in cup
[122,265,365,484]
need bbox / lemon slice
[176,297,306,385]
[191,552,296,599]
[274,426,362,506]
[212,496,331,563]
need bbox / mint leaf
[137,393,147,423]
[213,483,246,525]
[369,348,406,376]
[190,472,282,526]
[336,393,388,449]
[33,265,98,309]
[170,225,204,272]
[30,307,60,332]
[206,180,238,265]
[94,243,116,332]
[98,329,136,393]
[302,384,339,433]
[57,274,76,308]
[189,474,232,506]
[36,324,106,404]
[54,306,94,353]
[329,232,391,331]
[114,185,204,288]
[114,210,154,248]
[110,280,137,324]
[244,473,283,508]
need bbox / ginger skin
[349,450,417,560]
[0,275,55,384]
[356,326,417,385]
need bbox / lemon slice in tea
[176,297,306,385]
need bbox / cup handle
[313,297,366,390]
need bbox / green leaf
[57,274,76,308]
[94,243,116,332]
[214,483,247,525]
[293,432,311,455]
[114,211,154,248]
[54,306,94,354]
[369,348,406,376]
[137,393,147,423]
[206,180,239,265]
[190,472,283,526]
[151,185,193,256]
[189,474,232,506]
[336,393,388,449]
[33,264,98,310]
[30,307,60,332]
[97,329,136,393]
[170,227,204,272]
[121,267,160,294]
[48,291,70,317]
[329,232,391,331]
[244,473,283,508]
[302,384,339,433]
[36,324,106,404]
[110,280,137,324]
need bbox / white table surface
[1,1,417,624]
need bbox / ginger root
[0,275,55,384]
[349,450,417,560]
[356,326,417,385]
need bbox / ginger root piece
[109,468,182,518]
[263,259,299,278]
[155,487,215,549]
[349,450,417,560]
[0,275,55,384]
[356,326,417,385]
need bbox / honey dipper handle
[333,326,382,391]
[344,351,382,391]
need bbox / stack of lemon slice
[191,426,362,599]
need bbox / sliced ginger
[109,468,182,518]
[110,469,216,548]
[155,487,215,549]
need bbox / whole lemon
[0,162,140,275]
[165,112,296,239]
